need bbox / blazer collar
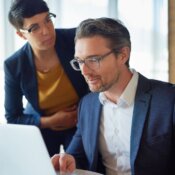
[88,74,152,172]
[86,93,102,170]
[130,73,152,173]
[21,43,39,110]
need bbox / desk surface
[57,169,103,175]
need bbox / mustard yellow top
[37,64,79,115]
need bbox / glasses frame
[70,49,119,71]
[19,12,56,34]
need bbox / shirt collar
[99,69,138,106]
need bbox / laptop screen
[0,124,57,175]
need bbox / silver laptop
[0,124,57,175]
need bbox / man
[52,18,175,175]
[4,0,88,156]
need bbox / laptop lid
[0,124,57,175]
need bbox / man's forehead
[75,37,109,52]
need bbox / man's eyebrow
[86,54,100,58]
[74,54,100,60]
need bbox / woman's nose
[40,23,50,35]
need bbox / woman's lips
[42,37,53,45]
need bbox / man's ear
[120,46,130,64]
[16,31,27,40]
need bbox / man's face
[75,36,128,92]
[18,12,56,51]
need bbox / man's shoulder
[138,73,175,98]
[148,78,175,93]
[138,73,174,89]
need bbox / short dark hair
[8,0,49,30]
[75,17,131,67]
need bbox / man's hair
[75,17,131,67]
[8,0,49,30]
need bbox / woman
[4,0,88,156]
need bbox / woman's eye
[31,25,39,32]
[46,17,52,23]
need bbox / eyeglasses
[19,13,56,34]
[70,49,119,71]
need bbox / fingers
[51,154,61,171]
[51,153,75,173]
[49,107,78,130]
[64,105,77,112]
[59,154,76,173]
[51,126,68,131]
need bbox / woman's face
[18,12,56,52]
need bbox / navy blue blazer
[4,28,88,125]
[67,74,175,175]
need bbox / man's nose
[80,63,91,76]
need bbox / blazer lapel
[130,74,151,173]
[86,93,102,170]
[21,44,39,110]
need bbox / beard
[87,74,119,93]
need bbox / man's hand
[51,153,76,173]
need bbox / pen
[60,144,65,154]
[59,145,77,175]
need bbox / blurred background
[0,0,174,123]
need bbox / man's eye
[88,57,99,62]
[78,60,84,64]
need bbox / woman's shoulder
[55,28,76,35]
[55,28,76,42]
[5,43,30,64]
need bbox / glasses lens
[48,13,56,25]
[85,58,99,70]
[70,60,81,71]
[30,25,40,33]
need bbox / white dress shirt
[98,70,138,175]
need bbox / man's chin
[89,84,107,93]
[89,86,101,93]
